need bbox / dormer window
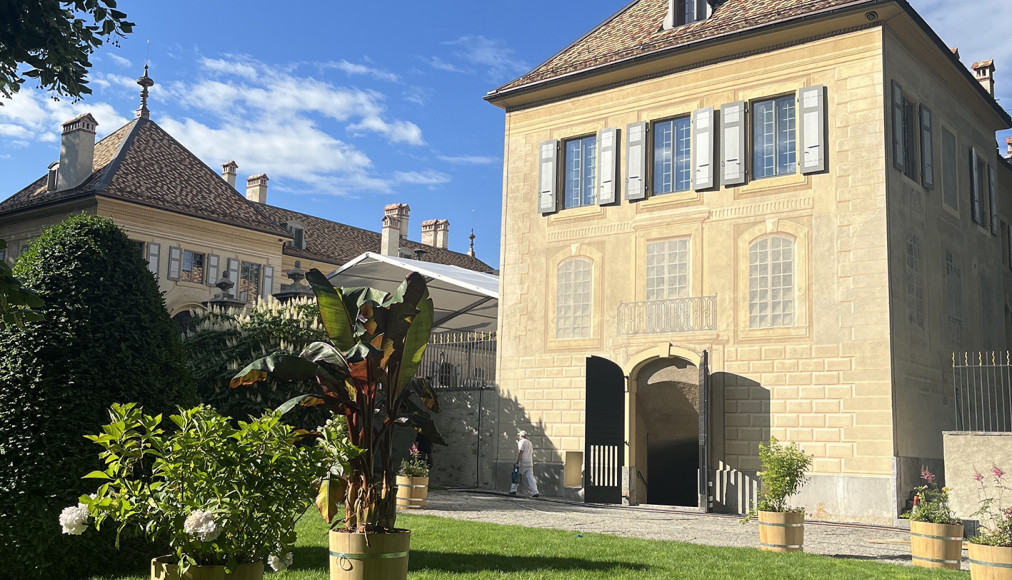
[282,221,306,250]
[664,0,710,29]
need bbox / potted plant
[968,464,1012,579]
[904,468,962,570]
[231,269,443,580]
[396,444,431,510]
[60,403,329,580]
[745,437,813,552]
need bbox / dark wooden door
[585,356,625,504]
[698,350,711,511]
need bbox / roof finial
[136,61,154,119]
[467,228,476,258]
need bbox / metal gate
[585,356,625,504]
[698,349,711,511]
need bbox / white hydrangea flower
[268,554,288,572]
[183,509,222,542]
[59,504,89,535]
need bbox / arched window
[748,236,794,329]
[556,258,593,338]
[905,234,924,328]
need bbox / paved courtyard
[421,489,967,571]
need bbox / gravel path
[419,488,967,571]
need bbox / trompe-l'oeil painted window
[556,258,593,338]
[748,236,794,328]
[646,238,690,300]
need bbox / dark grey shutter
[167,246,181,281]
[206,254,220,287]
[598,127,618,205]
[146,243,160,277]
[625,122,647,200]
[971,148,981,225]
[262,265,274,300]
[720,101,746,185]
[799,85,827,174]
[920,105,934,189]
[227,258,239,293]
[892,81,905,172]
[538,140,558,214]
[990,163,999,235]
[693,106,715,191]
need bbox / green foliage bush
[756,437,813,514]
[0,214,195,580]
[182,297,328,428]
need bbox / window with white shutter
[167,246,182,281]
[597,127,618,205]
[626,122,647,201]
[653,116,693,194]
[262,265,274,300]
[206,254,220,287]
[720,102,746,185]
[538,140,558,214]
[564,135,597,208]
[920,105,934,189]
[147,243,161,277]
[692,107,714,190]
[752,96,796,179]
[798,86,826,175]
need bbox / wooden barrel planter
[758,510,804,552]
[910,521,963,569]
[151,556,264,580]
[969,542,1012,579]
[396,475,429,509]
[330,529,411,580]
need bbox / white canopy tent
[327,252,499,334]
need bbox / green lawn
[91,512,966,580]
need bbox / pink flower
[409,444,419,456]
[994,464,1006,482]
[921,468,936,483]
[975,469,985,485]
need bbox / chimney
[1007,137,1012,159]
[972,59,996,96]
[56,113,98,191]
[222,161,238,188]
[245,173,268,204]
[381,204,404,257]
[421,219,438,246]
[434,219,449,250]
[951,47,960,60]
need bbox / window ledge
[736,172,807,196]
[548,204,605,223]
[547,336,600,351]
[637,190,701,212]
[736,325,809,342]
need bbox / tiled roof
[256,204,495,274]
[492,0,869,94]
[0,118,286,236]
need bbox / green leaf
[230,354,320,388]
[83,470,111,479]
[306,269,355,351]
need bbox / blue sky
[1,0,1010,269]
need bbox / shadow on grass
[291,545,330,571]
[408,550,648,574]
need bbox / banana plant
[230,268,441,533]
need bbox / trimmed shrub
[0,214,196,580]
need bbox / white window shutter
[206,254,220,287]
[227,258,239,290]
[262,265,274,300]
[597,127,618,205]
[720,101,746,185]
[799,85,827,174]
[625,122,647,200]
[146,243,160,277]
[693,106,715,191]
[920,105,934,189]
[538,140,558,214]
[167,246,181,281]
[990,163,999,235]
[892,81,905,172]
[971,148,981,224]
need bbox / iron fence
[419,331,496,391]
[617,296,717,336]
[953,351,1012,432]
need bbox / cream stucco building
[0,72,493,324]
[487,0,1012,523]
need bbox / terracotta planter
[150,556,264,580]
[910,520,963,570]
[758,510,804,552]
[329,529,410,580]
[396,475,429,509]
[970,542,1012,579]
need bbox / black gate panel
[698,350,711,511]
[585,356,625,504]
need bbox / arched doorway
[633,352,708,507]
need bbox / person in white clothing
[510,430,539,497]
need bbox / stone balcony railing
[616,295,717,336]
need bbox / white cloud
[443,36,528,81]
[201,56,260,80]
[437,154,498,165]
[349,116,424,145]
[323,60,399,82]
[421,56,466,73]
[394,170,451,186]
[0,91,129,143]
[107,54,132,68]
